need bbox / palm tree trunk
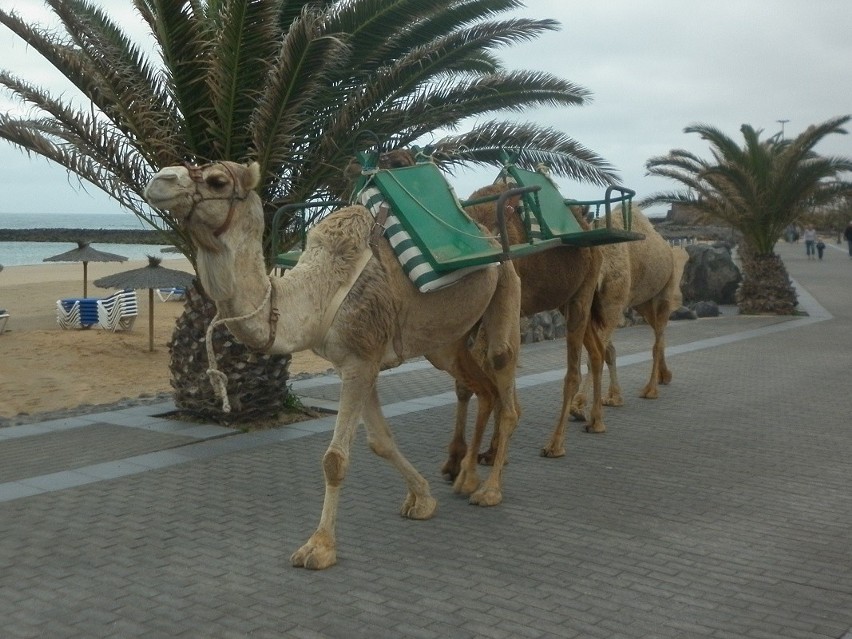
[735,247,798,315]
[168,284,293,425]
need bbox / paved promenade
[1,239,851,638]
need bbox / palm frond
[141,0,215,159]
[250,8,351,194]
[432,120,620,187]
[45,0,181,166]
[207,0,282,159]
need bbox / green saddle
[499,157,644,247]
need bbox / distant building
[667,202,704,225]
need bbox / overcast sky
[1,0,850,219]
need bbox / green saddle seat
[357,184,497,292]
[274,162,504,292]
[501,163,644,247]
[367,162,507,271]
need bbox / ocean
[0,212,174,267]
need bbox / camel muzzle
[143,171,193,217]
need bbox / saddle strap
[318,248,373,339]
[369,203,391,252]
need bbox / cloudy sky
[1,0,850,219]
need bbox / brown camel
[573,207,689,413]
[441,181,606,480]
[144,161,523,570]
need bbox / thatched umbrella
[44,240,128,297]
[94,256,196,352]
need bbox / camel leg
[453,386,493,497]
[450,331,505,493]
[575,332,621,415]
[574,279,623,416]
[597,297,624,407]
[469,372,518,506]
[467,266,520,505]
[541,301,588,457]
[571,350,591,422]
[602,339,624,406]
[657,340,672,385]
[635,300,671,399]
[361,385,437,519]
[434,337,497,481]
[441,379,472,481]
[652,301,675,386]
[290,367,373,570]
[581,321,607,434]
[478,384,519,467]
[442,370,502,476]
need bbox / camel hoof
[477,449,496,466]
[291,540,337,570]
[584,422,607,434]
[640,388,659,399]
[470,486,502,507]
[659,371,673,385]
[441,459,460,482]
[452,468,480,496]
[401,492,437,519]
[540,445,565,458]
[569,408,587,422]
[603,395,624,407]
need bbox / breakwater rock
[0,228,170,245]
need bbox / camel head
[343,148,417,180]
[465,182,526,242]
[144,161,263,300]
[144,161,262,252]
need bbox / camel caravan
[144,147,687,569]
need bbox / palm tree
[643,116,852,314]
[0,0,620,423]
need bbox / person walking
[816,238,826,260]
[844,221,852,258]
[803,226,817,260]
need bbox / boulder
[669,305,697,321]
[690,300,720,317]
[681,244,742,304]
[520,309,565,344]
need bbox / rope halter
[183,162,250,237]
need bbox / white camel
[144,161,522,570]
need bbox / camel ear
[244,162,261,191]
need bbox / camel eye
[207,173,230,189]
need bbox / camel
[143,160,523,570]
[441,181,607,480]
[572,207,689,414]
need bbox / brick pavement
[0,239,851,638]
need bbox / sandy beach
[0,257,333,421]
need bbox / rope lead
[204,279,273,413]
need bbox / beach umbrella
[43,240,127,297]
[94,255,196,352]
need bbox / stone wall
[0,228,167,244]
